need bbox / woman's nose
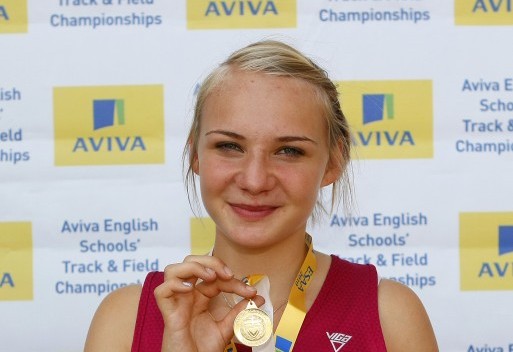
[236,153,276,195]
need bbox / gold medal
[233,300,273,347]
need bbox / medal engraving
[233,300,272,347]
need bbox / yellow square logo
[190,217,215,255]
[460,212,513,291]
[54,85,165,166]
[338,80,433,159]
[187,0,296,29]
[455,0,513,25]
[0,222,33,300]
[0,0,28,33]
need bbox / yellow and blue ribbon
[225,234,317,352]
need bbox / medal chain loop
[221,292,288,315]
[223,233,316,351]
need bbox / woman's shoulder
[378,279,439,351]
[84,284,143,352]
[319,255,438,350]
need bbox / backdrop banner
[1,1,512,351]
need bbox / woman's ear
[192,154,199,175]
[321,141,345,187]
[321,161,342,187]
[189,139,200,175]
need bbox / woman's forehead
[200,71,328,142]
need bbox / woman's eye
[278,147,304,156]
[216,142,242,152]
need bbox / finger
[195,277,257,300]
[183,255,234,280]
[153,264,215,301]
[166,260,218,282]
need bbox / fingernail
[246,285,257,292]
[224,266,233,277]
[205,267,214,275]
[182,281,193,287]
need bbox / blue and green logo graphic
[54,84,164,166]
[339,80,432,159]
[363,94,394,124]
[93,99,125,130]
[499,226,513,256]
[460,212,513,290]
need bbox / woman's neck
[212,232,308,305]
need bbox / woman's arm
[84,284,142,352]
[378,279,439,351]
[84,256,261,352]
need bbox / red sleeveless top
[131,256,387,352]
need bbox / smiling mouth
[229,203,279,220]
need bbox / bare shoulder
[378,279,438,352]
[84,284,142,352]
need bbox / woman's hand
[154,255,263,352]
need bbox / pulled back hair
[183,40,352,218]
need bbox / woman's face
[193,69,339,249]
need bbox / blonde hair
[183,40,352,217]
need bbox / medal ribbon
[224,234,317,352]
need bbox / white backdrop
[1,1,513,351]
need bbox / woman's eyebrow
[205,130,244,139]
[277,136,318,145]
[205,130,318,145]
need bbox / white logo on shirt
[326,332,352,352]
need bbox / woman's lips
[229,203,278,220]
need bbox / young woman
[84,40,438,352]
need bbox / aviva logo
[187,0,297,29]
[0,0,28,34]
[455,0,513,25]
[93,99,125,130]
[54,85,164,166]
[460,212,513,290]
[190,217,215,255]
[363,94,394,125]
[338,80,433,159]
[0,222,33,300]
